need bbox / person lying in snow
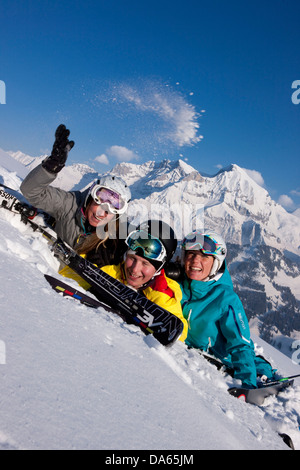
[179,229,277,388]
[21,124,131,267]
[59,219,188,343]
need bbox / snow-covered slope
[0,156,300,450]
[0,213,300,450]
[0,148,28,184]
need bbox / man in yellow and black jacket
[60,220,188,343]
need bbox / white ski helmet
[84,175,131,215]
[182,229,227,278]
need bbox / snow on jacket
[180,263,258,387]
[101,263,188,342]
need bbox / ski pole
[278,373,300,382]
[262,373,300,387]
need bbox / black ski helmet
[136,219,177,267]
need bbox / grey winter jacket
[21,164,89,248]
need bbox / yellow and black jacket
[60,260,188,342]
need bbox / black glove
[51,238,73,262]
[42,124,74,174]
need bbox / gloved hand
[51,238,73,262]
[42,124,74,174]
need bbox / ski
[0,185,57,243]
[278,433,295,451]
[0,184,18,210]
[0,185,38,218]
[51,239,184,346]
[228,378,294,406]
[44,274,113,310]
[259,373,300,386]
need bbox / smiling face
[124,252,156,289]
[86,200,115,227]
[184,250,214,281]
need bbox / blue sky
[1,0,300,210]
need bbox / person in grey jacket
[21,125,131,267]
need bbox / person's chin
[127,275,143,288]
[89,216,107,227]
[187,270,204,281]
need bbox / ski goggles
[182,232,221,256]
[90,185,127,215]
[125,230,167,262]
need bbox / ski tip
[278,433,295,450]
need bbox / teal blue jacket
[180,264,258,388]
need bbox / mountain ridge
[108,158,300,257]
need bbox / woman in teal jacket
[180,230,275,389]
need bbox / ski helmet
[125,219,177,270]
[84,175,131,215]
[182,229,227,278]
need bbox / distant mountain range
[1,148,300,356]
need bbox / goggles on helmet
[125,230,167,262]
[90,185,127,214]
[182,232,224,256]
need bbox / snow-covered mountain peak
[153,158,196,175]
[293,208,300,219]
[112,158,196,178]
[110,158,197,197]
[7,150,35,166]
[7,150,47,171]
[214,163,265,193]
[108,158,300,258]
